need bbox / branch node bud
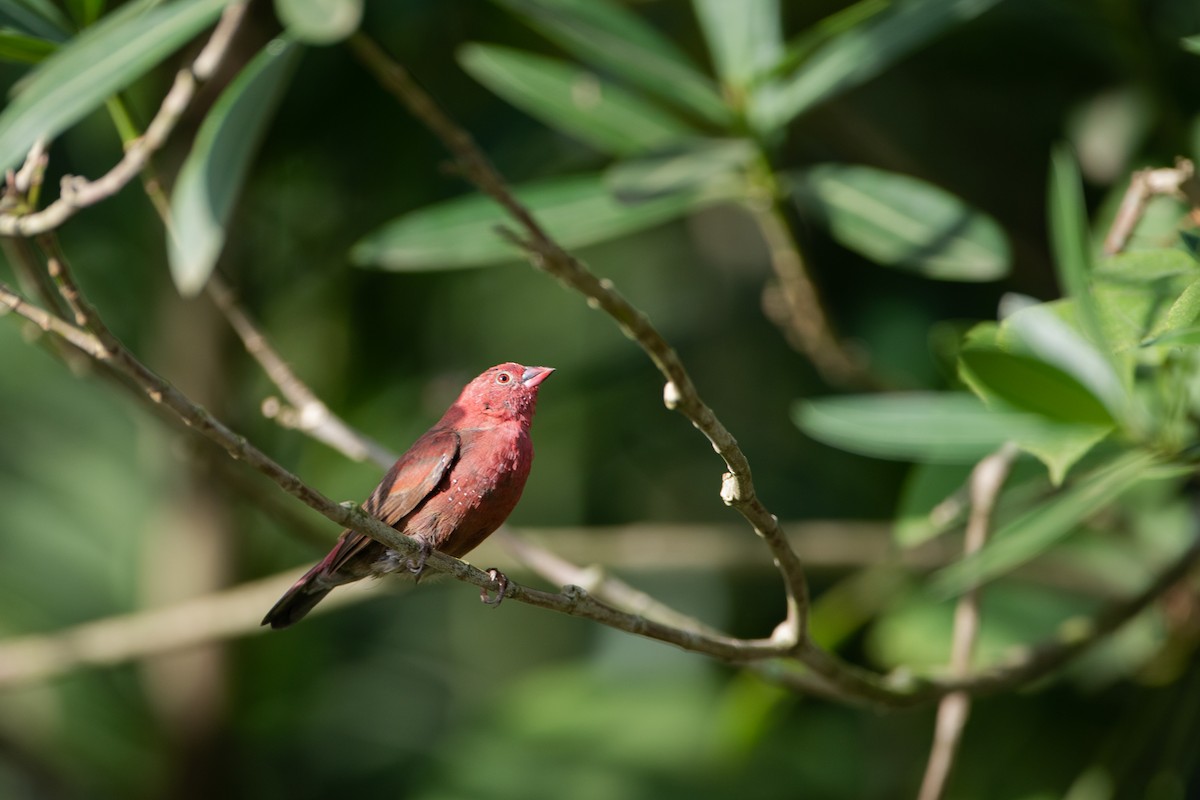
[663,380,681,409]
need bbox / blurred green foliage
[2,0,1200,798]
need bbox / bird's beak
[521,366,555,387]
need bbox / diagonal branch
[0,282,793,663]
[348,32,811,649]
[918,444,1017,800]
[206,275,399,466]
[0,2,248,237]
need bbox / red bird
[263,362,554,629]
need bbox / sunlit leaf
[691,0,782,89]
[491,0,730,126]
[930,450,1158,597]
[795,392,1085,464]
[1183,35,1200,55]
[169,39,301,296]
[606,139,753,202]
[1049,144,1109,353]
[274,0,361,45]
[458,43,696,156]
[0,27,56,63]
[1001,299,1126,418]
[792,163,1010,281]
[1141,326,1200,348]
[0,0,71,40]
[0,0,230,172]
[353,174,711,270]
[758,0,1003,131]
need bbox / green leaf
[691,0,782,89]
[1141,326,1200,348]
[791,164,1010,281]
[1000,299,1126,419]
[794,392,1091,465]
[779,0,890,69]
[0,27,56,63]
[605,139,753,202]
[895,459,1053,548]
[490,0,730,126]
[0,0,230,173]
[759,0,1003,131]
[168,39,301,296]
[0,0,71,40]
[353,174,709,271]
[274,0,361,45]
[1183,35,1200,55]
[458,43,696,157]
[1049,144,1109,353]
[65,0,104,27]
[929,450,1157,597]
[959,348,1114,426]
[1091,249,1200,352]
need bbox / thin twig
[348,32,811,650]
[918,444,1017,800]
[0,2,248,237]
[744,177,879,389]
[206,275,399,465]
[0,572,385,688]
[0,282,794,663]
[1104,158,1200,255]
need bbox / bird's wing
[323,428,461,575]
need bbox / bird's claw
[480,568,508,606]
[406,539,433,580]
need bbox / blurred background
[2,0,1200,797]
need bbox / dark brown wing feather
[323,427,461,575]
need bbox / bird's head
[459,362,554,423]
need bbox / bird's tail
[262,566,334,629]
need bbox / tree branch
[743,162,881,390]
[345,34,812,650]
[206,275,399,466]
[0,2,248,237]
[918,445,1017,800]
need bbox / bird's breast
[406,423,533,557]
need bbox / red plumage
[262,362,554,629]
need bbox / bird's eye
[495,372,512,384]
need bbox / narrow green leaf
[759,0,1003,130]
[0,0,230,172]
[0,0,71,40]
[65,0,104,27]
[168,39,301,296]
[606,139,752,202]
[274,0,361,45]
[1049,144,1109,352]
[792,164,1010,281]
[1001,299,1126,419]
[458,43,696,157]
[1141,326,1200,348]
[930,450,1157,597]
[353,174,709,271]
[691,0,782,89]
[794,392,1092,464]
[959,349,1114,426]
[0,27,56,63]
[778,0,890,70]
[491,0,731,126]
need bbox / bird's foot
[406,539,433,580]
[480,568,508,606]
